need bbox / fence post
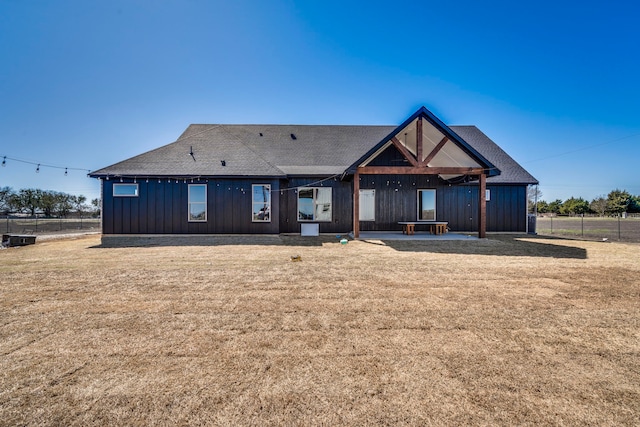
[581,214,584,237]
[618,215,621,240]
[550,216,553,234]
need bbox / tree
[606,189,631,215]
[39,191,58,217]
[560,197,591,215]
[628,195,640,213]
[91,198,101,217]
[590,196,607,216]
[72,195,87,217]
[16,188,43,216]
[547,199,563,214]
[527,186,542,213]
[55,193,73,218]
[536,200,549,214]
[0,186,14,215]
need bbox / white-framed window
[418,189,436,221]
[252,184,271,222]
[113,183,139,197]
[359,189,375,221]
[188,184,207,222]
[298,187,332,222]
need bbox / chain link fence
[1,216,101,235]
[535,215,640,242]
[3,214,639,242]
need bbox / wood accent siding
[102,179,280,234]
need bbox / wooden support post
[416,117,423,165]
[478,173,486,238]
[353,170,360,238]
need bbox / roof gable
[347,106,499,179]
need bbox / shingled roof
[89,122,537,185]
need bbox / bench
[398,221,448,235]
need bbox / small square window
[113,183,139,197]
[298,187,332,222]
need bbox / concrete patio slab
[356,231,479,241]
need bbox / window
[418,189,436,221]
[252,184,271,222]
[188,184,207,222]
[113,183,139,197]
[359,189,375,221]
[298,187,332,221]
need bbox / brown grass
[1,234,639,426]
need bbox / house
[89,106,538,238]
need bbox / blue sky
[1,0,639,203]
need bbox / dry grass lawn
[1,234,639,426]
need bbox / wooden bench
[398,221,448,235]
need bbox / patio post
[353,170,360,238]
[479,173,486,238]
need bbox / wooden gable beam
[390,137,419,167]
[423,136,449,166]
[358,166,484,175]
[416,117,423,166]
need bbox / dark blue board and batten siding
[102,177,527,235]
[102,179,280,234]
[278,178,353,235]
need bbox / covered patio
[348,108,497,239]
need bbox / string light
[1,155,91,175]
